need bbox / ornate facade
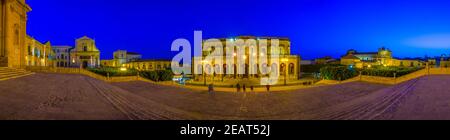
[25,36,54,67]
[70,36,100,68]
[0,0,31,68]
[193,36,301,81]
[124,59,171,71]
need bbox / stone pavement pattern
[2,73,450,120]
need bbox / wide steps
[0,67,34,81]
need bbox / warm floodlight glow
[120,67,127,71]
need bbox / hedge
[87,67,138,77]
[140,70,174,82]
[319,65,358,81]
[360,66,423,77]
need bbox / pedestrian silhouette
[208,84,214,94]
[266,85,270,92]
[243,84,246,92]
[236,84,241,92]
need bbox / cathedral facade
[0,0,31,68]
[69,36,100,68]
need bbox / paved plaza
[1,73,450,120]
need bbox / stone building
[69,36,100,68]
[341,47,425,68]
[192,36,301,82]
[52,46,71,67]
[0,0,31,68]
[25,36,54,67]
[0,0,101,70]
[101,50,142,67]
[124,59,171,71]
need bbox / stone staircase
[0,67,34,81]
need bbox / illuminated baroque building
[25,36,54,67]
[0,0,32,68]
[101,50,142,67]
[193,36,301,82]
[69,36,100,68]
[101,49,171,71]
[124,59,171,71]
[0,0,92,69]
[341,47,425,68]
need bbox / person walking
[243,84,246,92]
[236,84,241,92]
[250,85,254,92]
[266,84,270,92]
[208,84,214,94]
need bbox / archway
[82,61,88,69]
[289,63,295,74]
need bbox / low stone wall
[337,68,450,85]
[26,66,138,83]
[359,75,396,85]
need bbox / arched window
[261,63,268,74]
[252,64,258,75]
[83,46,88,52]
[289,63,295,74]
[205,64,212,75]
[27,46,31,55]
[34,48,39,57]
[271,63,278,76]
[280,63,286,75]
[214,64,221,74]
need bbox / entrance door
[82,61,88,69]
[0,57,7,67]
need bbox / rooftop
[77,36,93,40]
[342,55,360,59]
[127,52,141,55]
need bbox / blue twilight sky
[26,0,450,60]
